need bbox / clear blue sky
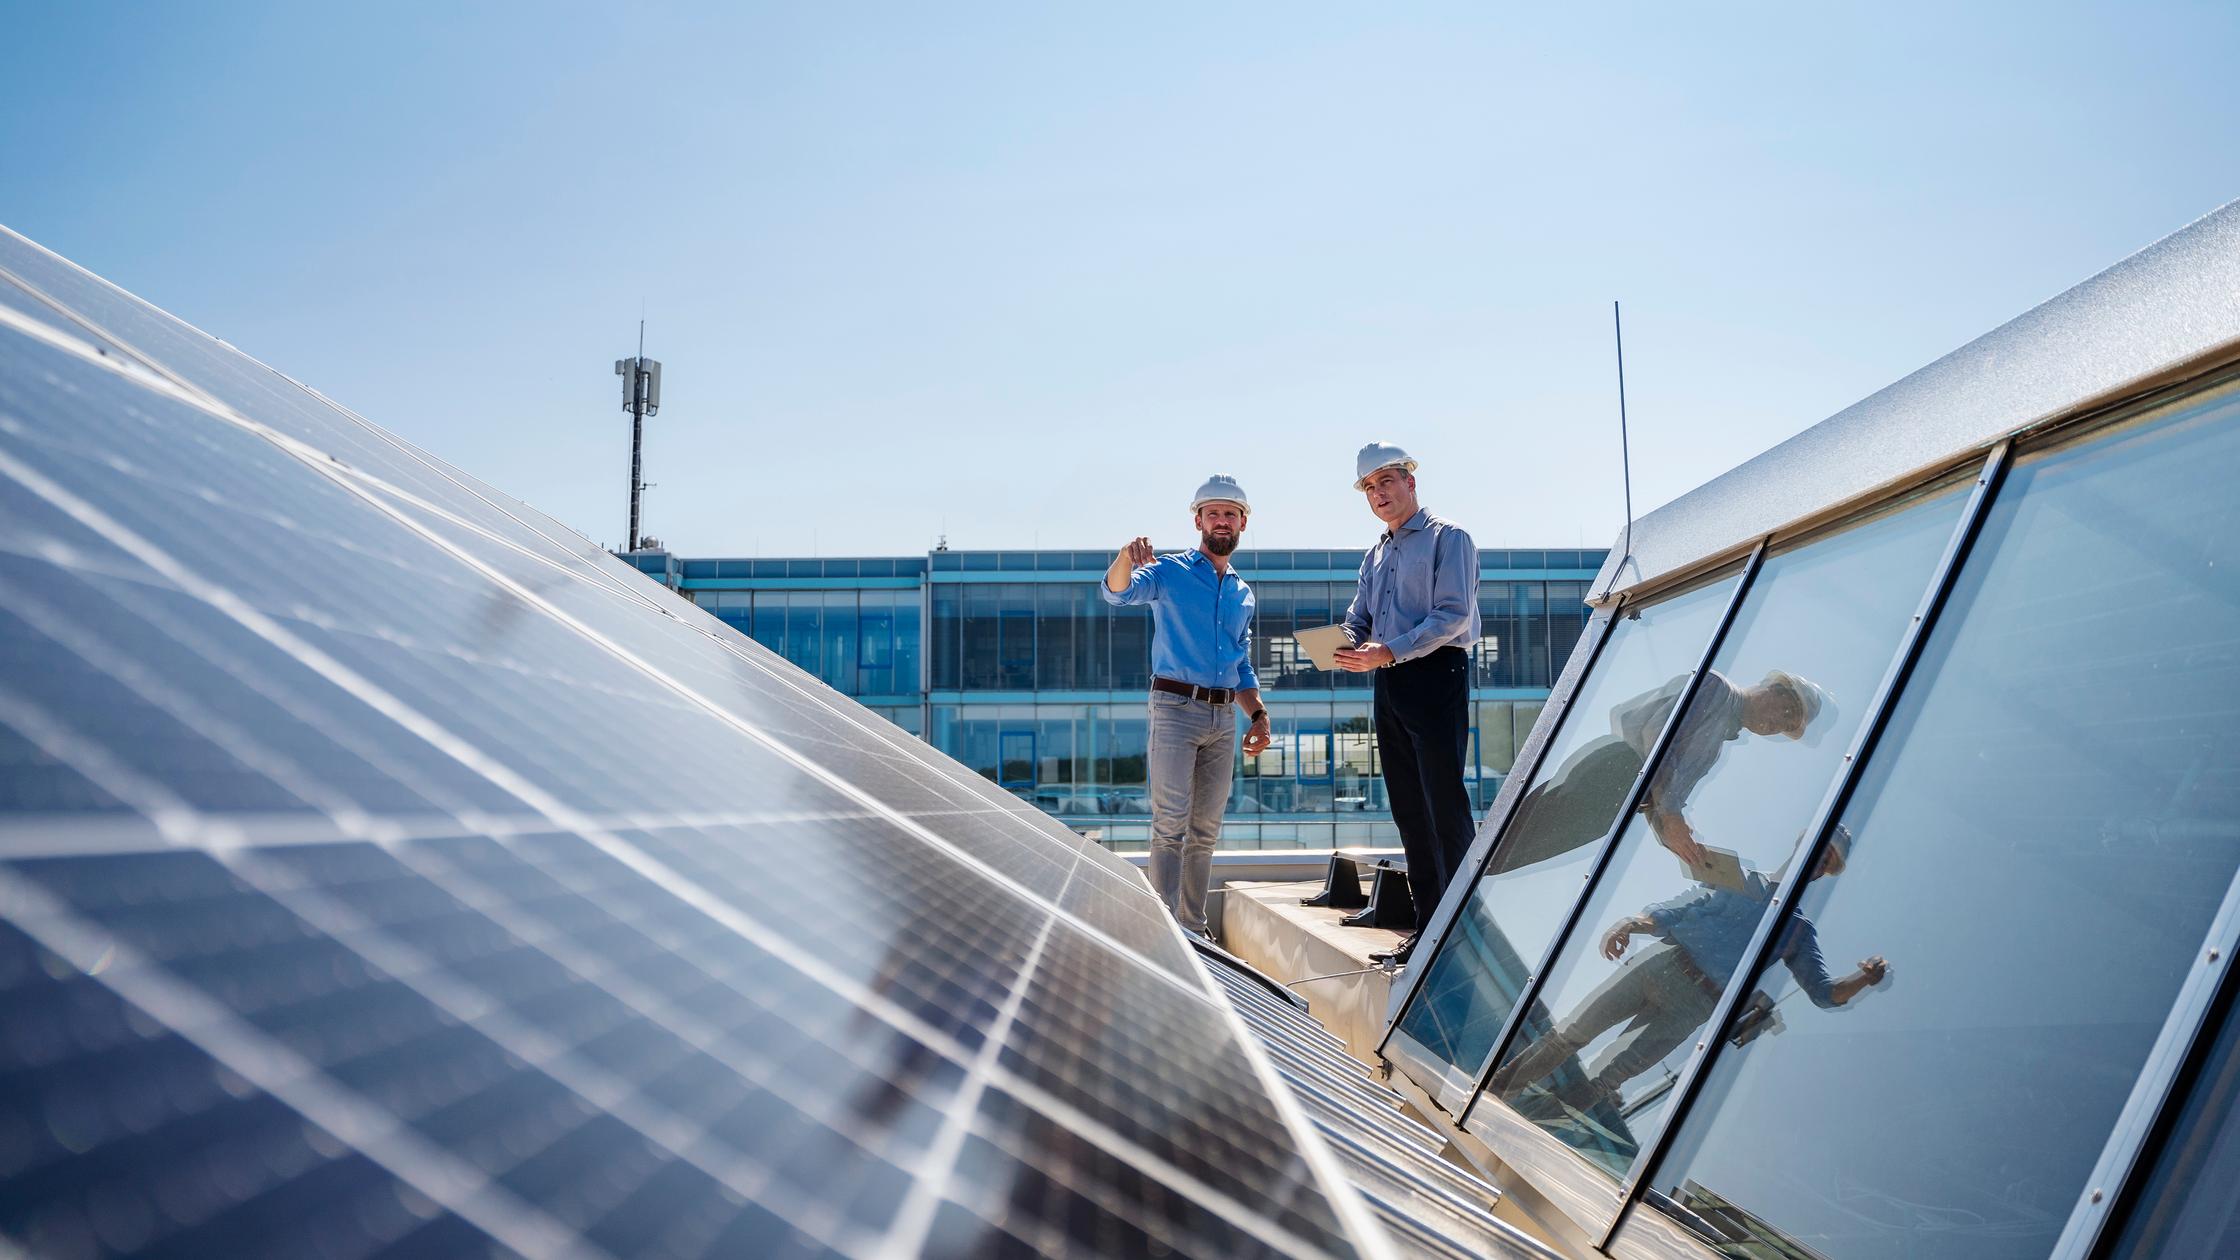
[5,3,2235,557]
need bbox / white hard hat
[1354,442,1418,490]
[1191,474,1250,514]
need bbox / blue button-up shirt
[1101,550,1259,692]
[1343,509,1480,662]
[1646,872,1839,1008]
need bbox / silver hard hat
[1354,441,1418,490]
[1191,474,1249,514]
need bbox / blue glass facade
[626,546,1604,849]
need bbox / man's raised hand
[1122,537,1155,569]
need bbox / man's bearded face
[1197,504,1244,555]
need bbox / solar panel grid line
[0,867,604,1260]
[0,299,229,441]
[400,820,1354,1255]
[963,1074,1361,1260]
[0,234,1417,1259]
[0,264,184,400]
[0,569,398,833]
[198,392,1108,863]
[2,363,1066,973]
[30,564,540,830]
[1217,999,1519,1223]
[434,828,1372,1256]
[0,269,1087,858]
[1161,958,1404,1259]
[231,422,1219,1003]
[0,681,200,842]
[876,872,1071,1258]
[0,320,1196,994]
[0,298,1101,877]
[0,439,617,853]
[0,807,917,862]
[375,838,972,1165]
[205,847,896,1255]
[0,229,471,502]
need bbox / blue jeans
[1146,691,1236,934]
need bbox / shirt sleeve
[1100,556,1163,607]
[1644,886,1717,934]
[1236,621,1260,693]
[1384,526,1479,662]
[1642,698,1710,818]
[1778,920,1842,1008]
[1341,548,1373,645]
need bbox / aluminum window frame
[1456,544,1767,1132]
[1593,440,2012,1249]
[1588,362,2240,1258]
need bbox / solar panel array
[0,227,1535,1260]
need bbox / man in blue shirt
[1102,475,1274,939]
[1335,443,1480,964]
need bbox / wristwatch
[1249,708,1267,725]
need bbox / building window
[1476,475,1970,1188]
[1641,384,2240,1260]
[998,729,1035,789]
[929,585,961,690]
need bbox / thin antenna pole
[1604,300,1635,599]
[627,319,646,551]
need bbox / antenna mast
[613,321,663,551]
[1604,300,1635,599]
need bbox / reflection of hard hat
[1761,669,1829,737]
[1191,474,1250,514]
[1354,442,1418,489]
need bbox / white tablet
[1686,844,1749,892]
[1294,623,1353,671]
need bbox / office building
[622,546,1606,849]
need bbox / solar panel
[0,226,1543,1258]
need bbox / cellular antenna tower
[613,320,662,550]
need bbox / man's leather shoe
[1370,932,1420,966]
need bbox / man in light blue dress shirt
[1335,443,1481,964]
[1102,475,1274,938]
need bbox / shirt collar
[1183,549,1233,579]
[1382,508,1432,542]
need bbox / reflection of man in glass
[1619,668,1829,869]
[1489,827,1887,1118]
[1493,669,1829,875]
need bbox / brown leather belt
[1152,676,1235,705]
[1671,948,1726,999]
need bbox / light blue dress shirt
[1342,509,1481,662]
[1101,550,1259,692]
[1646,872,1838,1007]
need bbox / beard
[1201,528,1238,557]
